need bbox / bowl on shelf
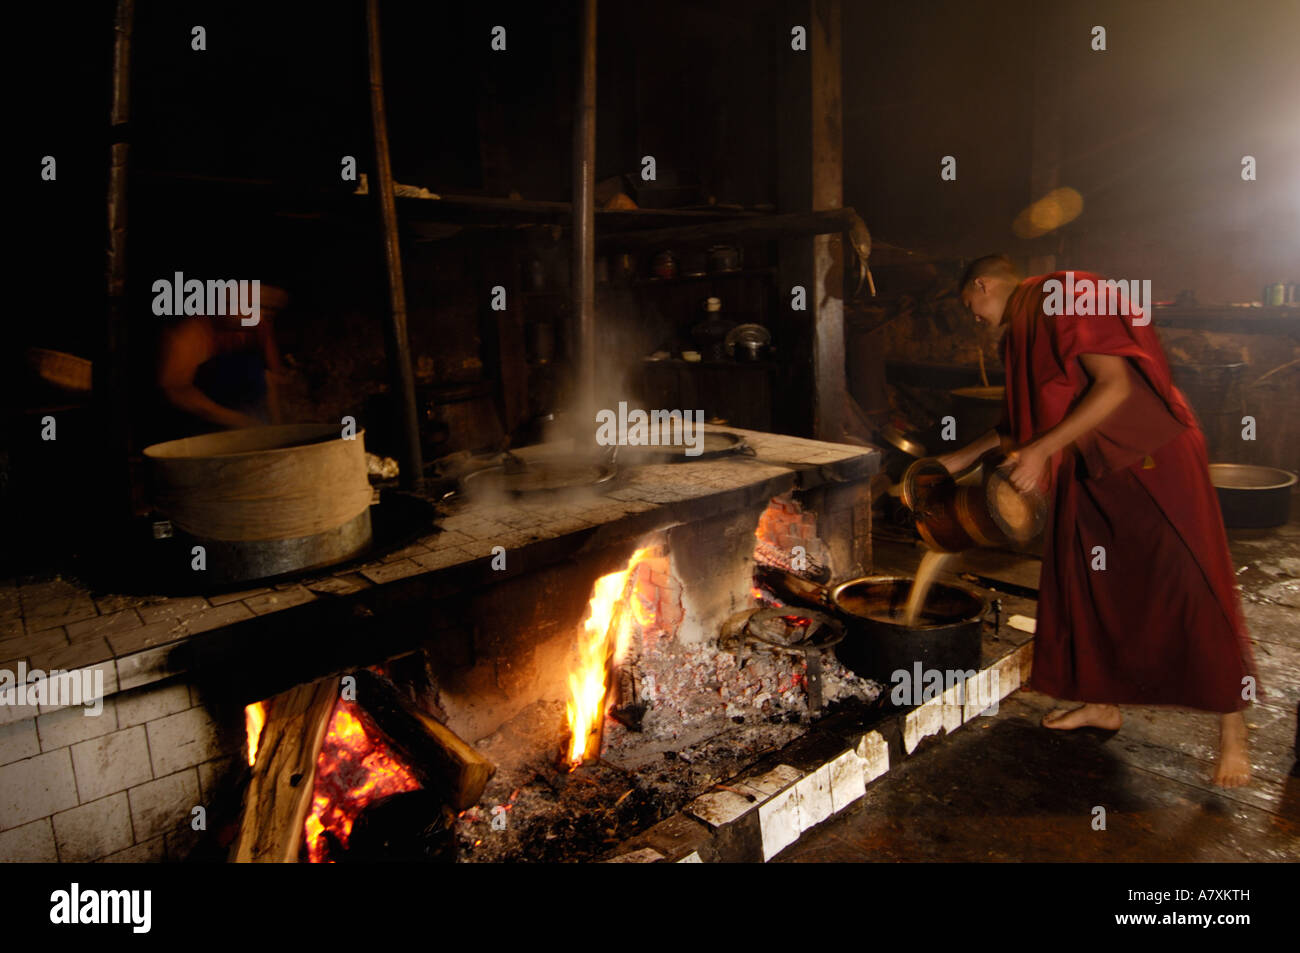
[725,323,772,361]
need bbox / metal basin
[1210,464,1297,528]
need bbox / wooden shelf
[134,170,773,231]
[643,357,778,369]
[1154,306,1299,334]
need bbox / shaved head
[960,254,1020,290]
[959,254,1022,328]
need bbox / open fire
[304,698,421,863]
[230,490,879,863]
[565,546,656,768]
[244,702,266,767]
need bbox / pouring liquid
[902,549,954,626]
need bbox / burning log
[234,676,340,863]
[350,670,495,811]
[592,568,638,755]
[566,551,648,768]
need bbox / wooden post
[777,0,846,443]
[1027,3,1066,275]
[366,0,424,490]
[99,0,135,535]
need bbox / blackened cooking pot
[830,576,986,685]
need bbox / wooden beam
[98,0,135,536]
[366,0,424,490]
[776,0,847,442]
[810,0,846,444]
[1027,3,1066,275]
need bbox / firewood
[233,676,340,863]
[351,670,495,810]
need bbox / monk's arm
[1006,352,1131,491]
[1030,353,1132,458]
[936,428,1016,474]
[158,323,261,430]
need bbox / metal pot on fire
[757,568,987,688]
[831,576,986,686]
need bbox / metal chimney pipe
[571,0,598,441]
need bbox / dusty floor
[776,514,1300,862]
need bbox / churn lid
[984,465,1047,542]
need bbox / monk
[155,282,290,438]
[936,254,1256,787]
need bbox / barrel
[143,424,373,544]
[1170,363,1246,461]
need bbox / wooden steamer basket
[143,424,374,584]
[901,456,1046,553]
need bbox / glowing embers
[564,546,659,769]
[304,698,421,863]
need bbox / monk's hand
[935,452,963,475]
[1006,444,1048,493]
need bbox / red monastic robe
[1000,272,1257,712]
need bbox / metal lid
[878,424,927,458]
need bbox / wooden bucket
[143,424,373,543]
[900,456,1046,552]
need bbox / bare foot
[1212,711,1251,787]
[1041,703,1123,731]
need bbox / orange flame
[244,702,266,767]
[304,700,420,863]
[565,547,655,768]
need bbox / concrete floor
[776,514,1300,863]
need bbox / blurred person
[155,282,290,436]
[937,255,1255,787]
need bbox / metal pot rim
[828,574,987,628]
[1208,463,1298,491]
